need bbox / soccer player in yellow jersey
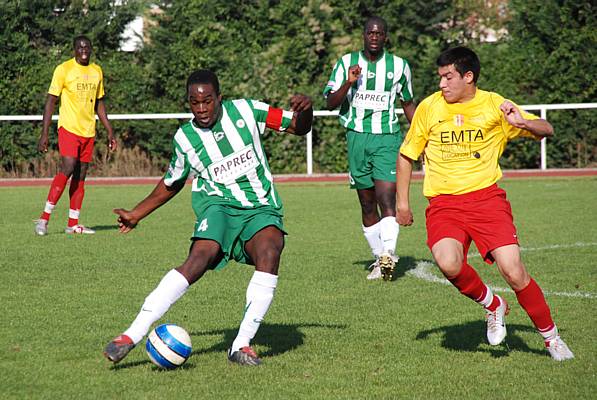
[35,36,116,235]
[396,47,573,361]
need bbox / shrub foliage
[1,0,595,176]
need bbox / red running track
[0,169,596,187]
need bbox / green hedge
[1,0,595,176]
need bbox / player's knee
[500,263,530,289]
[360,201,377,216]
[179,245,219,283]
[255,245,282,267]
[377,195,395,215]
[433,252,463,277]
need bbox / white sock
[379,216,399,254]
[44,201,56,215]
[124,269,189,344]
[362,222,383,258]
[539,325,559,343]
[230,271,278,352]
[478,285,494,308]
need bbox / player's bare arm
[113,179,185,233]
[401,100,417,124]
[287,94,313,136]
[396,153,414,226]
[38,94,59,153]
[325,65,362,110]
[96,99,117,151]
[500,100,554,138]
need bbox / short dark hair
[436,46,481,83]
[186,69,220,96]
[364,16,387,34]
[73,35,91,48]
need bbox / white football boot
[366,258,382,280]
[34,219,48,236]
[485,295,510,345]
[546,336,574,361]
[65,224,95,234]
[379,251,398,281]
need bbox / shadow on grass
[88,224,119,232]
[416,320,545,358]
[111,322,346,370]
[190,322,347,357]
[353,255,418,281]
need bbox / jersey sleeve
[96,65,105,100]
[322,58,346,97]
[48,64,65,97]
[163,132,192,187]
[400,98,429,160]
[250,99,293,133]
[397,59,414,102]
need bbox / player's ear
[464,71,475,84]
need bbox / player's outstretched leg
[103,269,189,364]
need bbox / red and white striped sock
[515,278,555,336]
[68,179,85,227]
[447,262,499,311]
[40,173,68,221]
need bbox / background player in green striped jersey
[104,69,313,366]
[323,16,416,281]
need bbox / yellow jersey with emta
[48,58,105,138]
[400,89,539,198]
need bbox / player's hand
[113,208,139,233]
[289,94,312,112]
[396,207,414,226]
[347,65,362,84]
[500,100,526,128]
[108,137,117,152]
[37,135,48,153]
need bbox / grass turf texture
[1,177,595,399]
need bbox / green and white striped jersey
[164,99,293,213]
[323,51,414,135]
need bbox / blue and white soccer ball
[146,324,192,369]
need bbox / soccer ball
[146,324,192,369]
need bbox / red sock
[40,173,69,221]
[68,179,85,227]
[515,278,555,332]
[447,262,494,306]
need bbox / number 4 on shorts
[197,218,208,232]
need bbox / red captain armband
[265,107,284,130]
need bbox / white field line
[406,242,597,299]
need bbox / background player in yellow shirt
[396,46,573,361]
[35,36,116,235]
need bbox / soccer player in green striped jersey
[323,16,416,281]
[104,69,313,366]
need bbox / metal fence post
[541,107,547,170]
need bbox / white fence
[2,103,596,173]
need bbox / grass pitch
[1,177,595,399]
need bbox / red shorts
[425,184,519,264]
[58,127,95,163]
